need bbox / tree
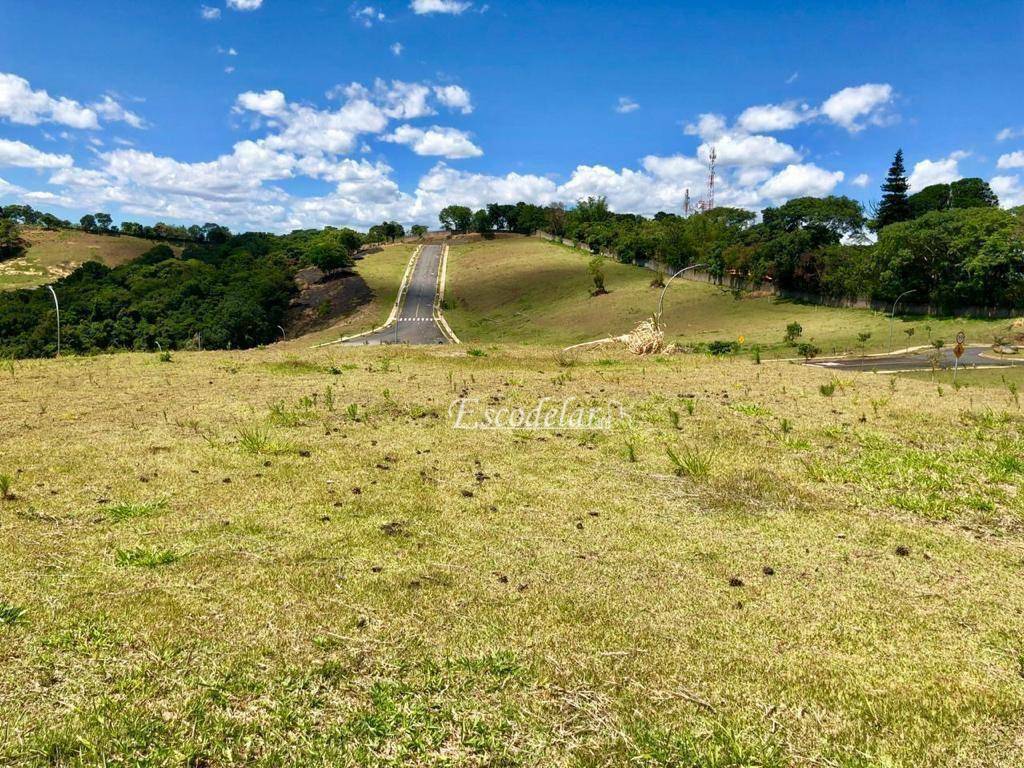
[875,149,912,229]
[0,218,24,260]
[471,209,492,235]
[80,214,98,233]
[949,178,999,209]
[94,213,113,233]
[588,256,607,295]
[439,205,473,233]
[410,225,428,239]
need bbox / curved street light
[888,289,917,353]
[657,263,708,321]
[46,285,60,358]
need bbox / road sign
[956,332,966,345]
[954,343,965,359]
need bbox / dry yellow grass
[0,228,180,291]
[1,345,1022,766]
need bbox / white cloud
[200,5,221,20]
[0,73,99,129]
[702,134,801,167]
[433,85,473,114]
[91,95,146,129]
[411,0,472,14]
[996,151,1024,170]
[851,173,870,188]
[236,90,288,117]
[384,125,483,158]
[0,176,26,197]
[0,138,74,169]
[391,42,404,56]
[684,113,727,141]
[641,154,706,181]
[760,163,844,200]
[908,151,968,190]
[820,83,894,132]
[736,102,811,133]
[353,6,386,27]
[615,97,640,114]
[997,127,1023,142]
[227,0,263,10]
[990,175,1024,208]
[409,163,556,219]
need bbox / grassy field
[0,228,179,291]
[445,238,1012,356]
[295,245,416,347]
[1,344,1023,766]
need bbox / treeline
[440,151,1024,311]
[0,227,360,358]
[0,203,236,258]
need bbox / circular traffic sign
[956,332,966,345]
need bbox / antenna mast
[706,146,717,211]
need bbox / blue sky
[0,0,1022,231]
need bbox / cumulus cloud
[851,173,870,188]
[200,5,221,20]
[990,175,1024,208]
[227,0,263,10]
[909,151,968,190]
[384,125,482,158]
[0,73,98,129]
[615,97,640,114]
[391,42,404,56]
[996,151,1024,170]
[684,113,727,141]
[819,83,894,132]
[760,163,844,200]
[434,85,473,114]
[411,0,472,14]
[997,128,1023,142]
[0,138,74,169]
[736,102,811,133]
[702,134,801,167]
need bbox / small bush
[707,340,739,356]
[0,474,13,500]
[784,322,803,343]
[467,348,487,358]
[819,381,837,397]
[157,351,173,363]
[797,343,820,360]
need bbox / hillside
[0,228,179,291]
[1,345,1022,765]
[445,238,1013,355]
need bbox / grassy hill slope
[445,238,1011,356]
[294,244,415,347]
[1,345,1022,765]
[0,228,179,291]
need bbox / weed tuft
[666,445,715,479]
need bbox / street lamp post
[46,285,60,358]
[888,289,917,353]
[657,263,708,321]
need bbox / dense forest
[0,227,361,359]
[439,151,1024,311]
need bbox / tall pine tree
[875,149,911,229]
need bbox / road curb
[433,244,461,344]
[313,246,422,348]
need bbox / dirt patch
[285,267,373,337]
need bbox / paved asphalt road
[344,244,449,346]
[809,346,1024,372]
